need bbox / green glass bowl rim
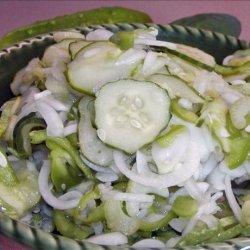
[1,23,250,250]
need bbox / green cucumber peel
[0,7,152,49]
[53,210,93,240]
[171,13,241,37]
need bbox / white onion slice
[85,232,127,245]
[114,140,200,189]
[132,239,165,248]
[95,172,119,182]
[53,31,85,42]
[63,123,77,136]
[86,29,114,41]
[169,218,189,233]
[58,190,82,201]
[34,90,52,100]
[38,161,80,209]
[224,175,241,221]
[36,101,64,137]
[81,156,114,173]
[116,48,146,66]
[98,184,154,203]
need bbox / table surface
[0,1,250,249]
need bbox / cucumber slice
[78,96,113,166]
[148,74,204,103]
[42,38,77,67]
[95,79,170,154]
[69,40,92,59]
[66,41,138,94]
[151,45,215,72]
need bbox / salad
[0,27,250,248]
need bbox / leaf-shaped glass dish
[1,23,250,250]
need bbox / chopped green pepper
[225,135,250,169]
[53,210,93,240]
[50,147,83,192]
[172,195,198,218]
[73,187,104,224]
[138,211,176,232]
[13,113,46,159]
[30,129,93,179]
[170,99,199,123]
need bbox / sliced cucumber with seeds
[95,79,170,154]
[69,40,92,59]
[66,41,138,95]
[78,96,113,166]
[148,74,204,103]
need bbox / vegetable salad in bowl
[0,27,250,248]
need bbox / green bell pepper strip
[241,224,250,236]
[13,113,46,159]
[205,224,243,243]
[30,129,93,179]
[50,147,83,192]
[225,135,250,169]
[138,211,176,232]
[226,112,241,138]
[73,187,105,224]
[53,210,93,240]
[0,146,18,186]
[66,133,78,148]
[170,99,199,124]
[176,224,222,247]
